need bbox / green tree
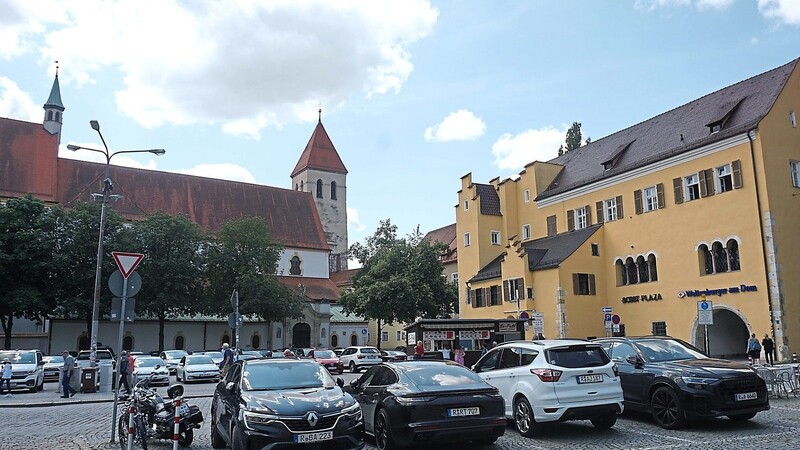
[558,122,583,156]
[340,221,458,350]
[0,195,56,349]
[204,217,304,328]
[128,212,207,351]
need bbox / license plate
[294,431,333,443]
[368,356,377,359]
[448,407,480,417]
[577,374,604,384]
[735,392,758,401]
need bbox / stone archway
[292,323,311,348]
[693,307,749,358]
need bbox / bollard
[793,353,797,363]
[127,404,135,450]
[748,356,753,366]
[172,396,182,450]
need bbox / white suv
[338,346,382,373]
[472,340,623,436]
[0,349,44,393]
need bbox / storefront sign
[621,293,663,304]
[459,330,490,340]
[498,322,517,332]
[678,284,757,298]
[423,331,455,340]
[407,332,416,345]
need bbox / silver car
[159,350,188,375]
[176,355,220,383]
[131,356,170,386]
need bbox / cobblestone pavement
[2,380,799,450]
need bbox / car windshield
[0,352,36,364]
[186,356,214,365]
[205,351,223,359]
[242,362,335,391]
[45,355,64,364]
[164,351,187,359]
[635,339,708,362]
[360,348,379,354]
[403,363,488,390]
[314,351,335,358]
[135,358,163,368]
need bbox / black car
[210,359,364,450]
[595,336,769,429]
[344,360,506,450]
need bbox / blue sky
[1,0,799,248]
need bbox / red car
[308,349,344,374]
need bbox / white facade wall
[292,168,348,263]
[330,324,371,348]
[276,248,330,278]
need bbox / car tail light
[357,354,365,359]
[530,368,562,382]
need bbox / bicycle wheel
[136,415,149,450]
[118,414,128,450]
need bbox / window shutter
[616,195,624,218]
[704,168,715,196]
[546,215,557,236]
[732,159,743,188]
[466,288,472,305]
[656,183,665,209]
[503,280,509,302]
[633,189,643,215]
[567,210,575,231]
[698,170,708,197]
[585,205,592,226]
[596,201,604,224]
[517,279,525,301]
[673,178,683,204]
[572,273,580,295]
[589,274,596,295]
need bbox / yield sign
[112,251,144,279]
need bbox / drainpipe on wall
[746,129,785,360]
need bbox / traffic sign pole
[110,273,132,442]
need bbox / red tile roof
[279,276,340,301]
[329,268,359,288]
[290,120,348,177]
[423,223,457,264]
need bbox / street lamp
[67,120,165,367]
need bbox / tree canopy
[558,122,591,156]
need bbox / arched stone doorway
[122,335,134,352]
[330,334,339,348]
[292,323,311,348]
[693,307,749,358]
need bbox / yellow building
[457,58,800,361]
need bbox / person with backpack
[118,351,131,394]
[1,358,12,397]
[746,333,762,365]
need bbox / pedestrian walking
[1,358,12,397]
[61,350,77,398]
[746,333,762,365]
[454,346,465,365]
[219,343,235,377]
[440,343,451,361]
[414,341,424,360]
[761,334,775,365]
[118,351,131,394]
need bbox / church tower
[43,66,65,143]
[291,110,349,272]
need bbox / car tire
[231,424,248,450]
[590,414,617,429]
[650,386,685,429]
[349,361,357,373]
[728,412,757,422]
[374,408,397,450]
[514,396,540,437]
[37,375,44,391]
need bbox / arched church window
[727,240,740,271]
[290,255,302,275]
[316,179,323,198]
[331,181,337,200]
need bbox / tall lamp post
[67,120,165,367]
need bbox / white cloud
[633,0,732,11]
[173,164,257,183]
[347,207,366,233]
[9,0,439,138]
[491,125,566,172]
[758,0,800,25]
[0,77,41,121]
[59,142,160,170]
[424,109,486,142]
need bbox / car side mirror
[225,382,237,393]
[626,355,643,367]
[336,378,344,388]
[38,360,45,366]
[349,378,361,391]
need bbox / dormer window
[708,122,722,134]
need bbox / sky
[1,0,799,249]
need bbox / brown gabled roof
[55,158,331,251]
[423,223,457,264]
[290,120,348,177]
[329,268,359,288]
[0,118,59,202]
[279,276,340,301]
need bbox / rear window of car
[77,351,112,360]
[546,345,609,368]
[360,348,379,354]
[314,351,335,358]
[403,363,488,390]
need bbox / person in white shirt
[1,358,12,397]
[440,344,451,361]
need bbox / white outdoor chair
[773,366,798,398]
[756,367,780,398]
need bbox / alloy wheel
[651,387,685,429]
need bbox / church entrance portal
[292,323,311,348]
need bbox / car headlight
[243,408,279,428]
[342,402,361,415]
[680,376,718,389]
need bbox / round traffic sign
[109,270,142,297]
[611,314,621,325]
[700,301,709,310]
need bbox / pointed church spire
[43,61,64,140]
[44,62,64,112]
[290,114,348,178]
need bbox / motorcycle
[118,371,204,449]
